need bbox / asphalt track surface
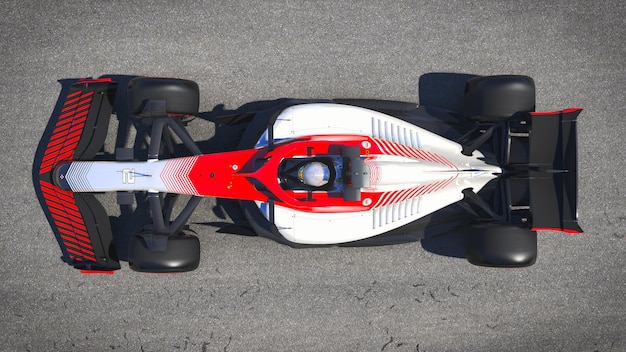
[1,1,625,351]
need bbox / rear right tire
[466,222,537,267]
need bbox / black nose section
[52,162,73,191]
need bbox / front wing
[35,78,120,273]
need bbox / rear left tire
[464,75,535,122]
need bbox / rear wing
[36,78,120,273]
[528,108,583,233]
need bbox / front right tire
[128,77,200,116]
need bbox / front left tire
[128,233,201,273]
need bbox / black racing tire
[128,77,199,116]
[128,233,200,273]
[464,75,535,122]
[466,222,537,267]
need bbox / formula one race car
[35,75,582,273]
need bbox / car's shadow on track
[416,72,478,258]
[33,72,478,267]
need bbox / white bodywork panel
[254,103,501,245]
[61,157,199,195]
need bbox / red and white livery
[35,75,582,273]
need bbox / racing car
[35,75,582,273]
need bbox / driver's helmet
[298,161,330,187]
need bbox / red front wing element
[39,180,98,262]
[39,89,95,174]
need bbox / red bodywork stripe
[531,108,583,116]
[77,77,113,84]
[532,227,583,235]
[80,270,115,275]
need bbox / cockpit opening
[279,156,343,191]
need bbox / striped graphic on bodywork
[372,176,457,229]
[39,180,97,262]
[365,159,382,186]
[371,117,422,148]
[372,176,457,209]
[64,162,94,192]
[39,90,94,175]
[160,157,199,195]
[372,138,458,170]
